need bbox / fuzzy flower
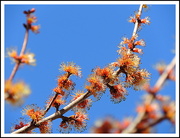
[162,101,175,123]
[93,66,118,84]
[59,120,72,133]
[30,25,40,33]
[60,112,88,133]
[117,51,140,73]
[109,84,128,103]
[70,112,88,132]
[57,75,75,90]
[11,118,32,133]
[134,39,146,46]
[20,53,36,65]
[85,74,106,98]
[91,117,116,133]
[120,37,134,49]
[126,69,150,90]
[22,104,44,122]
[132,48,143,54]
[6,48,36,65]
[6,48,18,59]
[38,121,52,133]
[71,91,92,112]
[140,17,150,25]
[5,80,31,105]
[53,86,65,96]
[46,95,65,109]
[137,102,161,119]
[128,16,136,23]
[27,14,37,24]
[6,48,21,63]
[60,62,81,77]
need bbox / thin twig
[132,4,143,37]
[8,29,29,81]
[43,73,72,116]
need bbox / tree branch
[122,56,176,133]
[8,29,29,82]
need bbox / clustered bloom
[93,66,118,85]
[53,86,65,96]
[162,101,175,124]
[5,80,31,105]
[109,84,128,103]
[11,118,33,133]
[91,117,132,133]
[46,95,65,110]
[23,8,40,33]
[6,48,36,65]
[60,62,81,77]
[60,112,88,133]
[85,74,106,99]
[119,35,145,52]
[22,104,44,122]
[20,53,36,65]
[128,11,150,26]
[126,69,150,90]
[38,121,52,133]
[57,75,75,90]
[71,91,92,112]
[117,49,140,71]
[136,102,160,119]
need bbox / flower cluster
[128,11,150,26]
[91,117,132,133]
[134,93,175,133]
[38,121,52,133]
[71,91,92,112]
[93,66,118,85]
[46,95,65,110]
[6,48,36,65]
[46,62,81,111]
[59,112,88,133]
[22,104,44,122]
[5,80,31,105]
[108,84,128,103]
[60,62,81,77]
[85,74,106,99]
[23,8,40,33]
[11,118,32,133]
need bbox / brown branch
[43,73,72,116]
[8,29,29,82]
[135,116,167,133]
[122,56,176,133]
[12,91,92,133]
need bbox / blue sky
[2,1,178,135]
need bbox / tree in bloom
[4,4,176,135]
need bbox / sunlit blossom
[71,91,92,112]
[5,80,31,105]
[22,104,44,122]
[60,62,81,77]
[30,25,40,33]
